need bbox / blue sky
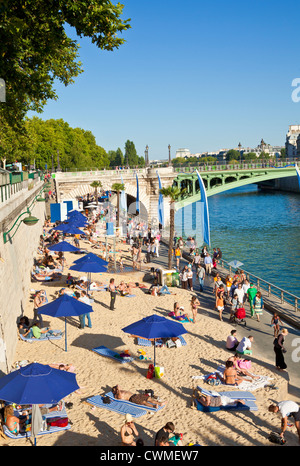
[29,0,300,161]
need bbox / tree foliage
[0,0,131,128]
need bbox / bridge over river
[53,162,298,226]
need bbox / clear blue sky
[29,0,300,161]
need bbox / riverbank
[2,238,300,447]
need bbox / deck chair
[3,404,71,439]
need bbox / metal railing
[218,258,299,312]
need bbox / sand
[2,239,299,447]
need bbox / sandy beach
[2,239,299,447]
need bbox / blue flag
[136,172,139,213]
[296,164,300,189]
[156,171,164,226]
[120,175,127,213]
[196,170,210,246]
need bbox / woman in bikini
[120,414,139,446]
[222,360,243,385]
[4,405,28,435]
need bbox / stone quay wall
[0,181,46,375]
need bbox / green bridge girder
[173,166,298,210]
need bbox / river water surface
[175,185,300,297]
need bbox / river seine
[175,184,300,297]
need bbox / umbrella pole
[154,339,156,367]
[65,317,67,352]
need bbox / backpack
[47,417,69,428]
[268,431,286,445]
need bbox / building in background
[286,125,300,157]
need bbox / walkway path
[147,240,300,400]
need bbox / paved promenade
[150,240,300,400]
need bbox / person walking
[274,328,288,371]
[247,283,257,318]
[253,291,264,322]
[108,278,117,310]
[204,253,212,275]
[197,266,205,292]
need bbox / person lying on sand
[111,385,166,409]
[192,388,245,409]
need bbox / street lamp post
[57,149,61,172]
[145,145,149,167]
[168,144,171,166]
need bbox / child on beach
[190,296,200,323]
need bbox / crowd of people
[3,188,298,447]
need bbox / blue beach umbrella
[122,314,187,367]
[52,223,87,235]
[38,294,93,352]
[72,252,108,266]
[0,362,79,445]
[47,241,80,253]
[70,255,108,295]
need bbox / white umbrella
[228,260,244,269]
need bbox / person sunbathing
[226,354,260,380]
[169,303,191,321]
[192,388,245,409]
[111,385,166,409]
[4,405,28,435]
[32,271,61,281]
[222,360,244,386]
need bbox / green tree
[90,180,102,206]
[124,140,138,166]
[280,148,286,159]
[0,0,131,129]
[243,152,258,161]
[112,182,125,227]
[226,149,240,161]
[159,186,186,269]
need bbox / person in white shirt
[235,283,245,306]
[269,401,300,443]
[236,335,253,355]
[154,237,160,257]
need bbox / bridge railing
[219,258,299,312]
[174,159,299,172]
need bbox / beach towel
[19,330,63,344]
[169,315,190,323]
[193,366,272,391]
[92,346,134,363]
[106,391,165,413]
[85,395,147,418]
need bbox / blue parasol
[38,294,93,352]
[0,362,79,445]
[47,241,80,253]
[122,314,187,366]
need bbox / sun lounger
[85,395,147,418]
[92,345,134,363]
[197,386,256,401]
[137,335,187,347]
[195,399,258,412]
[19,331,63,343]
[3,405,71,439]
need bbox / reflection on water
[175,185,300,297]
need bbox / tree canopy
[0,0,131,128]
